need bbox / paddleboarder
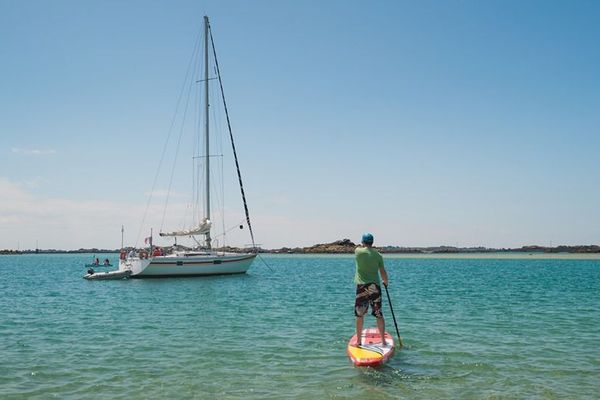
[354,232,389,346]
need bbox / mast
[203,15,212,249]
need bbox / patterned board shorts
[354,283,383,318]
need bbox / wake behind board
[347,328,394,367]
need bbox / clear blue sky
[1,0,599,250]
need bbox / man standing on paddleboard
[354,232,389,346]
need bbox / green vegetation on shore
[257,239,600,254]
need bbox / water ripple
[1,254,599,399]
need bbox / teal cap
[362,233,374,244]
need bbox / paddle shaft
[383,283,403,348]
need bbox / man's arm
[379,266,388,287]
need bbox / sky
[1,0,599,250]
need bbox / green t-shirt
[354,246,384,285]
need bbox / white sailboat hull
[120,252,256,277]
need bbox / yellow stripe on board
[347,346,383,361]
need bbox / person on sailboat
[353,232,389,346]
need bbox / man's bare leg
[356,316,364,346]
[377,316,387,345]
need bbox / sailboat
[119,16,257,277]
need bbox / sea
[1,253,599,399]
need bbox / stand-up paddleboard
[347,328,394,367]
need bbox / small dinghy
[83,269,131,280]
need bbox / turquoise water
[1,254,599,399]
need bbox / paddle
[383,283,403,348]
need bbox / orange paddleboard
[347,328,395,367]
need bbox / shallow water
[1,254,599,399]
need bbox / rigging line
[193,156,202,226]
[161,70,197,232]
[209,82,224,228]
[178,203,192,233]
[191,55,200,228]
[208,155,225,240]
[162,29,202,233]
[195,55,209,226]
[193,122,202,226]
[221,153,226,246]
[257,254,275,272]
[210,219,248,244]
[209,80,226,244]
[208,82,225,236]
[209,23,257,251]
[161,29,203,233]
[136,26,203,248]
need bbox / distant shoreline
[2,251,600,260]
[2,239,599,256]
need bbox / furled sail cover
[159,219,212,237]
